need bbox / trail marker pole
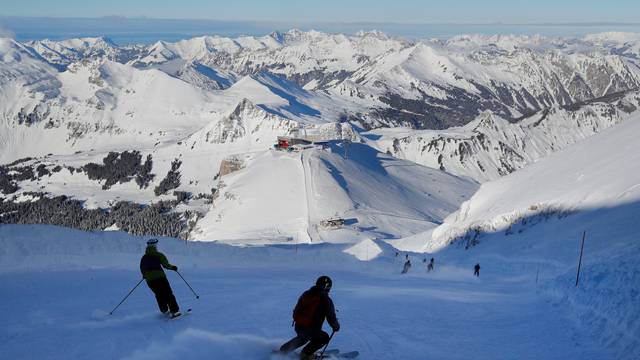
[575,231,586,287]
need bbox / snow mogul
[279,276,341,360]
[139,238,182,318]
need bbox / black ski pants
[146,277,179,313]
[280,325,330,356]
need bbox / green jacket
[140,246,177,281]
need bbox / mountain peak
[356,30,389,40]
[231,98,261,116]
[269,31,286,44]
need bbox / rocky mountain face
[367,90,640,182]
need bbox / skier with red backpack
[279,276,341,360]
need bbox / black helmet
[316,275,332,292]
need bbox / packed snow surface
[192,142,477,244]
[0,224,634,360]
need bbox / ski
[321,349,340,355]
[318,351,359,359]
[313,349,340,358]
[271,349,340,359]
[166,308,192,320]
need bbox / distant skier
[427,257,435,272]
[140,238,182,318]
[401,259,412,274]
[474,263,481,277]
[279,276,340,360]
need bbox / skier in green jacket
[140,238,181,318]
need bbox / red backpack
[293,291,322,327]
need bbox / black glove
[171,265,178,271]
[332,323,340,332]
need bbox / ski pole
[176,271,200,299]
[318,330,335,359]
[109,278,144,315]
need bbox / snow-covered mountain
[141,31,640,129]
[366,90,640,182]
[25,36,137,68]
[2,30,640,245]
[3,30,640,160]
[0,44,347,162]
[19,30,640,131]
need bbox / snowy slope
[192,142,477,244]
[381,110,640,253]
[425,113,640,252]
[0,97,358,210]
[0,224,625,360]
[0,38,61,110]
[381,113,640,356]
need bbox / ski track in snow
[300,150,315,243]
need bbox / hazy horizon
[2,15,640,45]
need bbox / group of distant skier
[396,252,481,277]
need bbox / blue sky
[1,0,639,24]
